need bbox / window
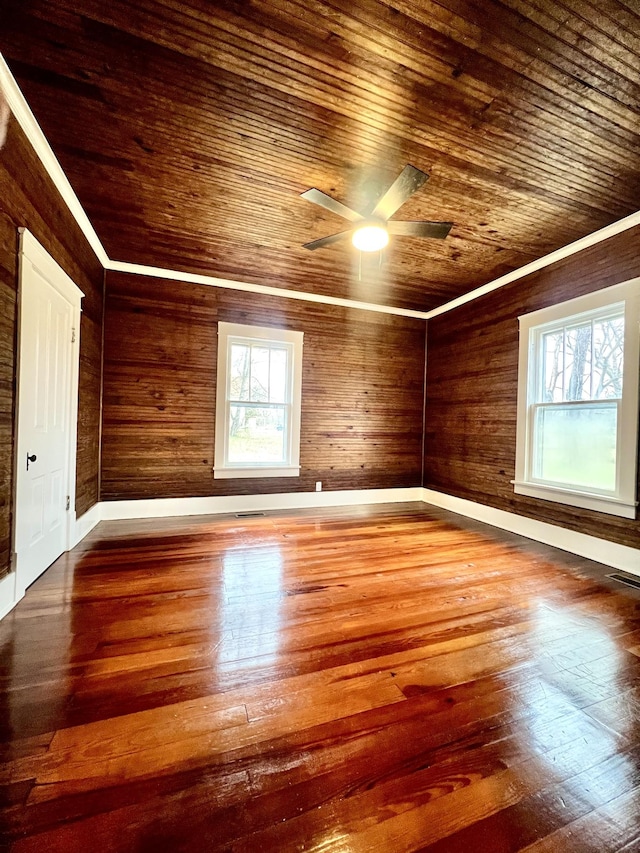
[214,322,303,478]
[514,279,640,518]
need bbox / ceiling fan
[301,164,452,252]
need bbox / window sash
[224,338,293,468]
[528,305,625,498]
[528,399,620,495]
[228,340,290,405]
[514,278,640,519]
[227,399,289,409]
[214,322,303,479]
[225,400,291,468]
[533,307,624,405]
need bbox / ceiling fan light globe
[352,224,389,252]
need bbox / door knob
[26,453,37,470]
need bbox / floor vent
[234,511,266,518]
[607,572,640,591]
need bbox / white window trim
[214,322,303,479]
[514,278,640,519]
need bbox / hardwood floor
[1,503,639,852]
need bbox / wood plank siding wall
[0,118,104,579]
[100,272,426,500]
[424,225,640,550]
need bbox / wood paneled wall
[424,225,640,549]
[0,118,104,579]
[101,272,425,500]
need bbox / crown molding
[425,209,640,319]
[1,51,429,320]
[3,51,640,322]
[0,53,109,267]
[106,260,431,319]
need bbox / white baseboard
[3,487,638,624]
[100,487,424,521]
[422,488,640,577]
[0,571,23,621]
[68,489,640,578]
[70,503,102,548]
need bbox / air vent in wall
[235,512,266,518]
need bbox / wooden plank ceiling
[2,0,640,312]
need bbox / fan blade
[303,230,352,250]
[387,220,453,239]
[300,189,363,223]
[371,165,428,220]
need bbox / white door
[14,230,83,591]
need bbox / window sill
[512,480,637,519]
[213,466,301,480]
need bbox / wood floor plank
[1,503,639,851]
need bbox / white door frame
[12,228,84,600]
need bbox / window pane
[564,323,591,401]
[542,331,564,402]
[250,347,270,402]
[592,316,624,400]
[533,403,617,491]
[230,344,251,401]
[228,405,286,463]
[269,348,288,403]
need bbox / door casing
[13,228,84,598]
